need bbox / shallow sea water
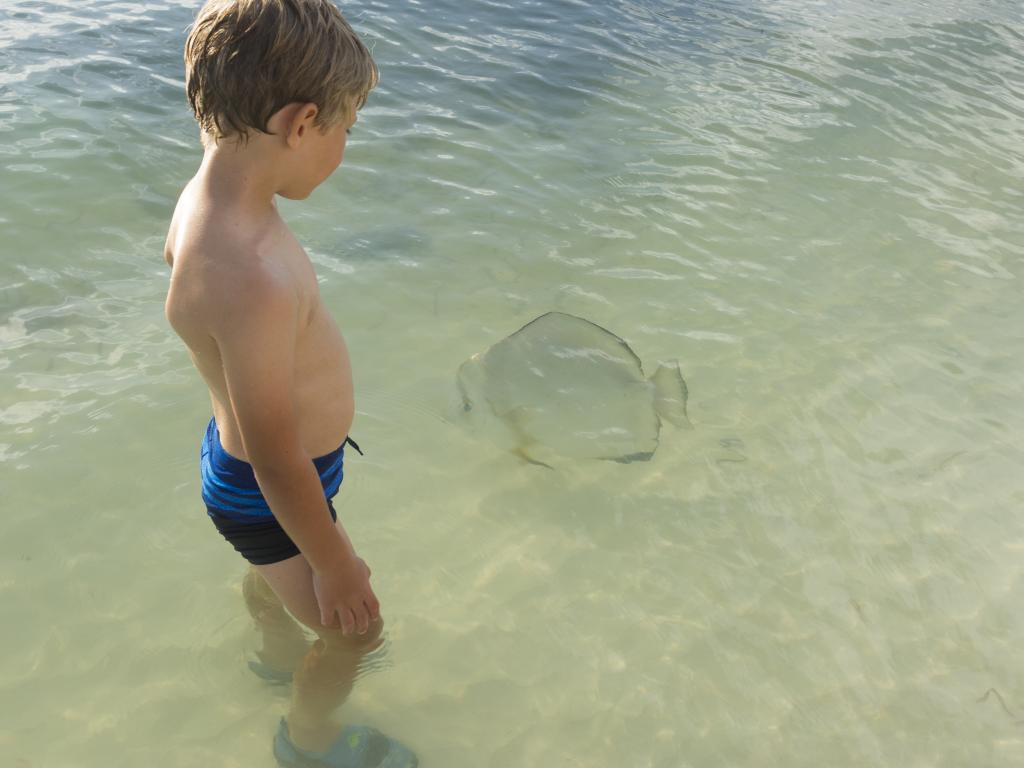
[2,0,1024,765]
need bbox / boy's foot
[273,717,417,768]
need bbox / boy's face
[281,105,357,199]
[311,113,355,182]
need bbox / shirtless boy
[163,1,415,765]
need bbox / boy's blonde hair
[184,0,378,144]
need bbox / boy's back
[162,1,416,764]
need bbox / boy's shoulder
[164,183,303,330]
[166,181,285,275]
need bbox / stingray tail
[651,361,692,428]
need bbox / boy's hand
[313,554,380,635]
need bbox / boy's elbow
[247,448,315,489]
[240,424,309,471]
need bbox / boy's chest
[263,225,322,328]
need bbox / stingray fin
[501,407,555,468]
[606,451,655,464]
[512,445,554,469]
[651,361,692,428]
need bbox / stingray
[456,312,690,464]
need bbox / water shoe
[273,717,417,767]
[248,659,293,686]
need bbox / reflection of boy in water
[163,1,415,764]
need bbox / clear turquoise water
[2,1,1023,765]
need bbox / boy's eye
[346,128,352,136]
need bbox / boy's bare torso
[163,178,356,460]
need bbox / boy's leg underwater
[251,553,385,753]
[286,618,385,752]
[242,566,311,675]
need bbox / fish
[456,312,690,464]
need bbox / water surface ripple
[1,1,1023,766]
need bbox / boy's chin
[279,170,332,200]
[277,185,314,201]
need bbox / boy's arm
[210,268,377,633]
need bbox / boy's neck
[196,134,281,215]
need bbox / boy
[163,1,415,765]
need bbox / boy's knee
[242,567,278,613]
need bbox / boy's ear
[280,102,319,148]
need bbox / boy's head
[184,0,378,147]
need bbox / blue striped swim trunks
[199,416,362,564]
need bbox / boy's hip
[199,416,347,522]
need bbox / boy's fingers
[366,596,380,621]
[355,605,370,635]
[340,607,356,636]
